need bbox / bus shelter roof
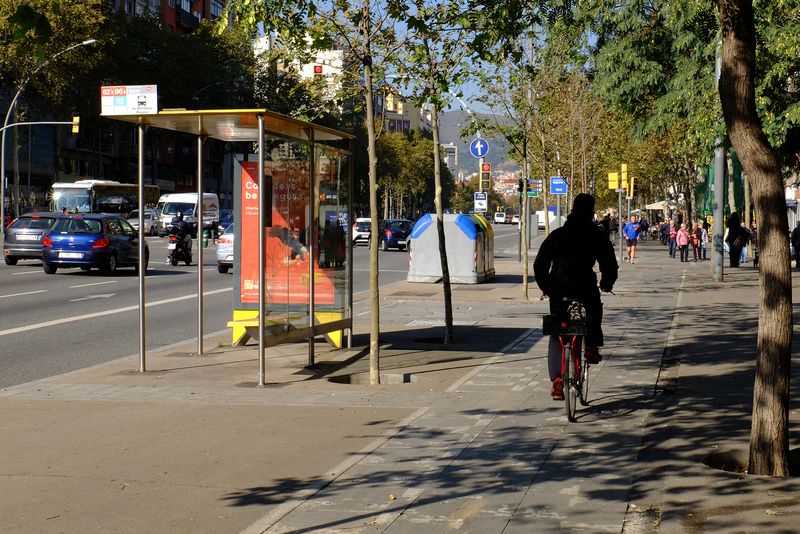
[103,108,353,143]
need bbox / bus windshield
[51,189,91,212]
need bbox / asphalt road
[0,222,523,388]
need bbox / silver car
[216,223,234,273]
[127,209,159,236]
[3,212,59,265]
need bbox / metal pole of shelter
[308,130,316,367]
[196,133,205,355]
[257,115,266,386]
[346,140,354,349]
[138,123,147,372]
[712,42,725,282]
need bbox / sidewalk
[1,238,799,533]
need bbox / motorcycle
[165,224,193,266]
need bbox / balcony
[177,8,199,30]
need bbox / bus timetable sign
[101,85,158,116]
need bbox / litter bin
[407,213,494,284]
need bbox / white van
[158,192,219,238]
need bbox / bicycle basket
[542,314,588,336]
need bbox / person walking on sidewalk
[691,222,702,261]
[791,221,800,269]
[668,219,678,258]
[676,223,691,262]
[623,214,641,263]
[534,193,618,400]
[725,212,748,267]
[700,222,709,260]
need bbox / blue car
[378,219,413,251]
[42,214,149,275]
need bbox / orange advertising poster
[239,162,334,305]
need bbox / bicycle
[543,299,590,422]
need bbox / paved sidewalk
[1,238,799,533]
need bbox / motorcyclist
[534,193,618,400]
[170,211,192,252]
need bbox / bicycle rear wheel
[564,346,577,422]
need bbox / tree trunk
[361,0,381,385]
[431,104,453,343]
[717,0,791,477]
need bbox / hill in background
[438,110,515,179]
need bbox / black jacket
[534,214,619,297]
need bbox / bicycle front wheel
[580,355,590,406]
[564,346,577,422]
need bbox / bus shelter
[105,109,353,386]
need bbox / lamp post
[1,39,96,231]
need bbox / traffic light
[481,162,491,190]
[608,172,619,189]
[313,65,324,77]
[621,164,628,193]
[629,175,636,196]
[517,178,523,192]
[71,116,80,134]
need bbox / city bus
[50,180,160,217]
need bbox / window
[126,0,134,14]
[210,0,223,17]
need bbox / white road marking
[69,293,115,302]
[69,281,118,289]
[0,289,48,299]
[11,270,41,276]
[0,287,232,337]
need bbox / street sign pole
[479,156,484,192]
[617,188,625,264]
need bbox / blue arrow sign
[469,138,490,158]
[550,176,568,195]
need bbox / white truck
[157,192,219,238]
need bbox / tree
[716,0,792,478]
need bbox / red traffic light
[481,163,491,172]
[313,65,323,74]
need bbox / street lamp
[1,38,96,231]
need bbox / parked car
[216,223,234,273]
[2,212,59,265]
[352,217,371,246]
[42,214,149,275]
[493,212,507,224]
[511,214,520,224]
[126,209,159,236]
[377,219,413,251]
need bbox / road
[0,222,523,388]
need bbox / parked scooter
[165,223,192,266]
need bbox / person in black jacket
[534,194,619,400]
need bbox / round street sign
[469,138,490,158]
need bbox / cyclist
[534,193,619,400]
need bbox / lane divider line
[11,270,42,276]
[0,289,48,299]
[0,287,232,337]
[69,281,118,289]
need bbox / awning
[102,109,353,143]
[645,200,673,210]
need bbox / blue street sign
[469,138,490,158]
[550,176,568,195]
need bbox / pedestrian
[623,214,641,263]
[739,222,750,264]
[725,212,748,268]
[750,222,759,268]
[691,222,702,261]
[61,207,68,215]
[791,221,800,269]
[660,220,669,245]
[676,223,691,262]
[668,219,678,258]
[700,222,709,260]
